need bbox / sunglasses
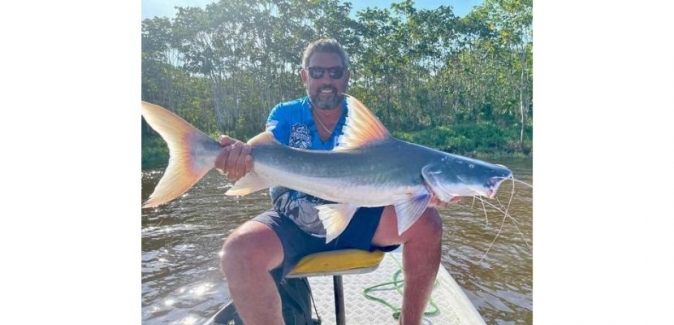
[306,66,345,79]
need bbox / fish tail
[141,101,220,208]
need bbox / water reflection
[141,157,532,324]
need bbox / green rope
[362,256,439,320]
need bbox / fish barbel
[141,95,512,242]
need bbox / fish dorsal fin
[334,95,390,151]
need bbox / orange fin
[141,101,220,208]
[334,95,390,150]
[225,171,273,196]
[315,203,360,243]
[390,189,432,235]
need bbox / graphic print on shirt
[289,124,311,149]
[272,187,328,236]
[272,122,330,236]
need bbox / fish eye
[469,164,474,169]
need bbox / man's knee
[412,208,443,240]
[220,221,282,278]
[220,230,254,271]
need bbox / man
[215,38,444,325]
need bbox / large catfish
[141,95,512,242]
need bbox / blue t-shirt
[265,96,348,237]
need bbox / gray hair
[301,38,349,69]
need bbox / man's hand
[215,135,253,181]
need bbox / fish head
[421,154,512,202]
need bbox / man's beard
[308,85,342,110]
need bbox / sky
[142,0,484,20]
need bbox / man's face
[301,52,350,110]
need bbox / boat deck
[307,249,485,325]
[204,248,485,325]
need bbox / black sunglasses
[307,66,345,79]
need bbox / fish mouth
[485,175,512,198]
[453,174,511,199]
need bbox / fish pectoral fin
[316,203,359,244]
[224,172,270,196]
[392,190,431,236]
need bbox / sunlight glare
[191,282,213,296]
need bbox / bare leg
[371,206,443,325]
[221,221,285,325]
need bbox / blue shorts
[253,207,400,281]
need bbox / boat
[203,247,485,325]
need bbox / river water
[141,157,533,324]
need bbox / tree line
[142,0,532,168]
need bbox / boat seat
[286,249,385,325]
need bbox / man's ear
[299,68,308,84]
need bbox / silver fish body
[141,95,512,242]
[245,138,510,207]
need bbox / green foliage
[141,135,169,169]
[141,0,533,165]
[395,127,470,152]
[394,121,531,156]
